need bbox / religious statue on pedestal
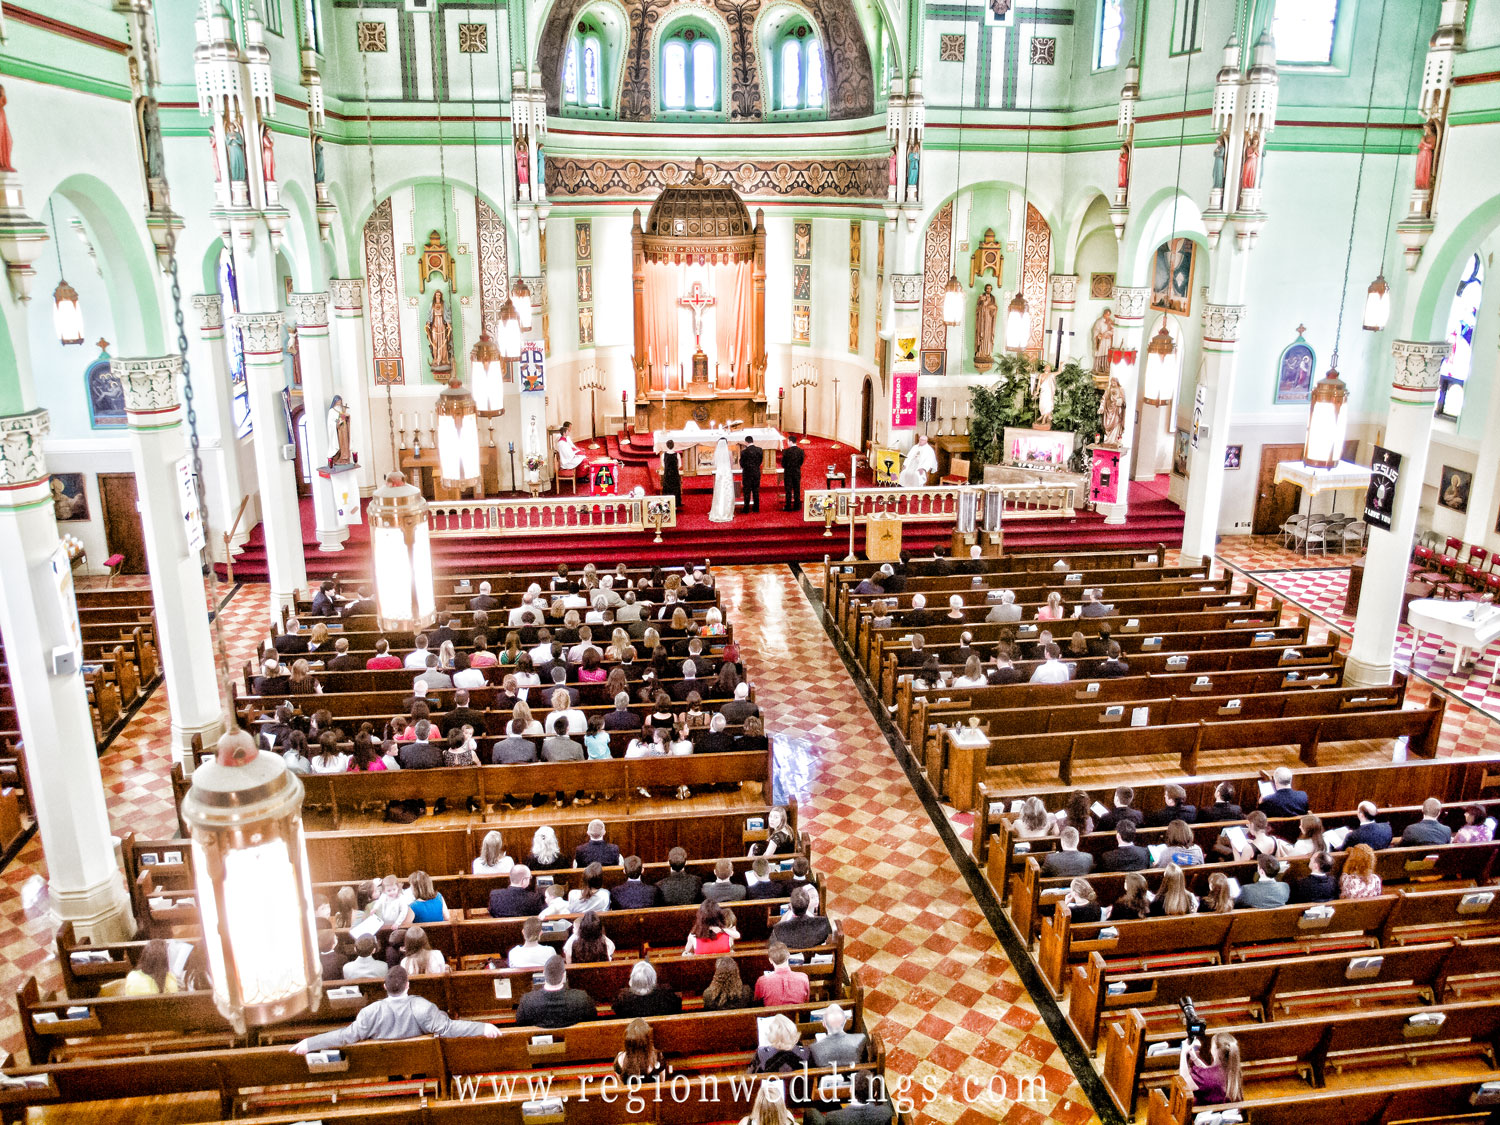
[1090,309,1115,376]
[225,114,248,184]
[313,134,326,186]
[1211,130,1228,191]
[426,289,454,375]
[515,132,531,196]
[1101,377,1126,446]
[0,86,14,173]
[974,285,998,370]
[1415,119,1439,194]
[260,122,276,184]
[1034,368,1057,430]
[327,395,352,465]
[1117,141,1131,190]
[1240,129,1262,192]
[905,140,920,201]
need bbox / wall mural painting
[576,219,595,348]
[50,473,89,522]
[538,0,873,120]
[849,219,861,355]
[475,197,510,360]
[1151,238,1196,316]
[363,197,404,385]
[545,156,886,199]
[1022,202,1052,360]
[86,351,125,429]
[920,200,953,352]
[1273,328,1316,405]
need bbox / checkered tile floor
[0,570,1094,1124]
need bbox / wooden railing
[428,495,678,542]
[802,482,1076,535]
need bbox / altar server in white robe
[899,434,938,488]
[555,421,587,471]
[709,437,736,523]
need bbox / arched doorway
[860,376,874,452]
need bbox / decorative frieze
[190,293,224,333]
[1201,303,1246,344]
[0,409,50,492]
[1390,339,1449,403]
[235,312,285,355]
[113,355,183,417]
[1049,274,1079,307]
[288,291,330,329]
[1112,286,1150,323]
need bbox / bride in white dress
[708,436,735,523]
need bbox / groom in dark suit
[781,442,805,511]
[740,436,763,513]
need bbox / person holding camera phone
[1178,1030,1242,1106]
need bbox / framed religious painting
[1274,329,1316,404]
[49,473,89,522]
[1172,430,1190,478]
[1224,444,1242,470]
[1437,465,1472,514]
[85,353,126,429]
[1150,238,1195,316]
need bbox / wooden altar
[633,393,768,434]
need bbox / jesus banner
[892,371,918,428]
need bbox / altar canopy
[632,159,767,404]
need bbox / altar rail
[801,482,1077,532]
[428,495,679,542]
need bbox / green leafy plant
[1047,362,1105,472]
[968,353,1041,475]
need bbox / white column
[114,356,227,765]
[330,279,377,495]
[237,311,307,615]
[188,294,250,557]
[1179,303,1247,564]
[1048,274,1081,367]
[1107,285,1150,514]
[1347,340,1449,686]
[289,293,346,552]
[0,410,131,941]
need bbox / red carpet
[216,443,1183,581]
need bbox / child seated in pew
[616,1018,672,1081]
[1178,1032,1242,1107]
[367,874,408,927]
[122,938,179,996]
[399,926,447,975]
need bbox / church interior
[1,0,1499,1122]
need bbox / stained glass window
[807,42,824,108]
[663,40,687,108]
[583,38,600,105]
[1437,252,1483,422]
[692,40,716,108]
[781,41,801,109]
[1274,0,1338,64]
[563,40,579,103]
[1097,0,1123,69]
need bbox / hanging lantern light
[1362,273,1390,332]
[469,328,505,415]
[436,379,481,488]
[369,471,436,632]
[1303,362,1349,470]
[1142,322,1180,405]
[183,729,323,1035]
[496,297,523,361]
[1005,292,1030,352]
[1109,346,1138,391]
[941,276,964,327]
[53,279,84,346]
[511,276,533,332]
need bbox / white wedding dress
[708,438,735,523]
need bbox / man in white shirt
[616,593,642,624]
[403,634,432,671]
[568,628,598,665]
[1029,642,1071,684]
[556,422,587,471]
[509,592,543,627]
[597,576,624,609]
[898,434,938,488]
[453,662,487,690]
[507,917,555,969]
[291,967,498,1052]
[529,630,556,666]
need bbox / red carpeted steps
[215,470,1183,580]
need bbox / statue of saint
[1211,131,1227,191]
[888,145,898,188]
[1117,142,1131,189]
[1101,377,1126,445]
[973,284,998,364]
[327,395,352,464]
[515,135,530,194]
[1090,309,1115,376]
[225,115,248,184]
[426,288,454,373]
[906,140,920,197]
[1415,119,1439,192]
[313,134,326,185]
[0,86,14,174]
[1240,129,1262,191]
[210,127,222,183]
[1034,368,1057,430]
[535,142,546,193]
[260,121,276,183]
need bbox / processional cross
[679,281,715,352]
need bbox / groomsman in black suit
[781,442,805,511]
[660,440,682,510]
[740,436,764,513]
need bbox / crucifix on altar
[679,281,715,385]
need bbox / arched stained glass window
[663,39,687,108]
[772,21,823,112]
[661,26,718,112]
[780,40,801,109]
[1437,252,1484,422]
[562,17,609,110]
[1274,0,1339,65]
[563,40,579,103]
[692,39,716,108]
[807,42,824,108]
[582,37,601,105]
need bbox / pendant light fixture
[1006,34,1038,352]
[465,44,505,415]
[48,200,84,346]
[1313,0,1386,463]
[1365,0,1407,332]
[130,1,324,1034]
[369,470,437,631]
[941,0,971,330]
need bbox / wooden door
[289,403,311,499]
[97,473,148,575]
[1252,443,1306,536]
[860,377,874,452]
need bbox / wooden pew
[1145,1071,1500,1125]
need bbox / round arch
[915,183,1067,273]
[1059,190,1115,275]
[278,178,322,291]
[347,174,508,246]
[324,177,358,279]
[1409,192,1500,340]
[1118,187,1210,289]
[49,173,164,355]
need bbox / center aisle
[714,565,1095,1125]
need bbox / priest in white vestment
[555,421,587,471]
[899,434,938,488]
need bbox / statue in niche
[327,395,352,464]
[516,131,530,194]
[535,142,546,194]
[1240,129,1262,191]
[210,127,222,183]
[905,140,920,199]
[1101,377,1126,445]
[888,144,898,189]
[225,114,248,184]
[973,285,997,366]
[1414,119,1439,193]
[0,86,13,173]
[1117,141,1131,189]
[426,288,454,375]
[1090,309,1115,376]
[285,324,302,386]
[1211,130,1227,191]
[260,121,276,183]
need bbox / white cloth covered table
[1272,460,1371,495]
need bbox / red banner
[892,372,918,428]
